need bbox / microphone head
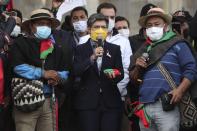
[97,34,103,47]
[142,52,149,62]
[97,34,103,40]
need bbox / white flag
[56,0,87,22]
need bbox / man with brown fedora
[129,7,197,131]
[9,8,72,131]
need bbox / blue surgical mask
[34,26,51,39]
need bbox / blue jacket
[139,42,197,103]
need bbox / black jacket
[129,29,146,54]
[0,54,11,101]
[9,30,73,105]
[73,39,124,110]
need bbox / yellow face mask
[90,28,108,41]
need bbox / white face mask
[108,18,115,32]
[146,26,164,41]
[118,29,130,38]
[73,20,87,33]
[11,25,21,37]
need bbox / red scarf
[0,58,4,104]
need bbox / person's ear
[87,27,91,34]
[29,22,36,34]
[163,23,170,32]
[143,28,147,36]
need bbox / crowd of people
[0,0,197,131]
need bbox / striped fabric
[139,42,197,103]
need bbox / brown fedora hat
[22,8,60,32]
[138,7,172,27]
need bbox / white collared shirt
[106,33,133,99]
[78,34,90,45]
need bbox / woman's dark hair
[87,13,108,28]
[115,16,130,28]
[97,2,117,14]
[70,6,88,18]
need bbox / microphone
[96,35,104,57]
[97,35,103,47]
[136,52,149,84]
[96,35,103,72]
[142,52,149,62]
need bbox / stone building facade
[14,0,197,34]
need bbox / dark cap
[140,3,157,17]
[87,13,108,27]
[173,10,192,22]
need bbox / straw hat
[22,8,60,32]
[138,7,172,27]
